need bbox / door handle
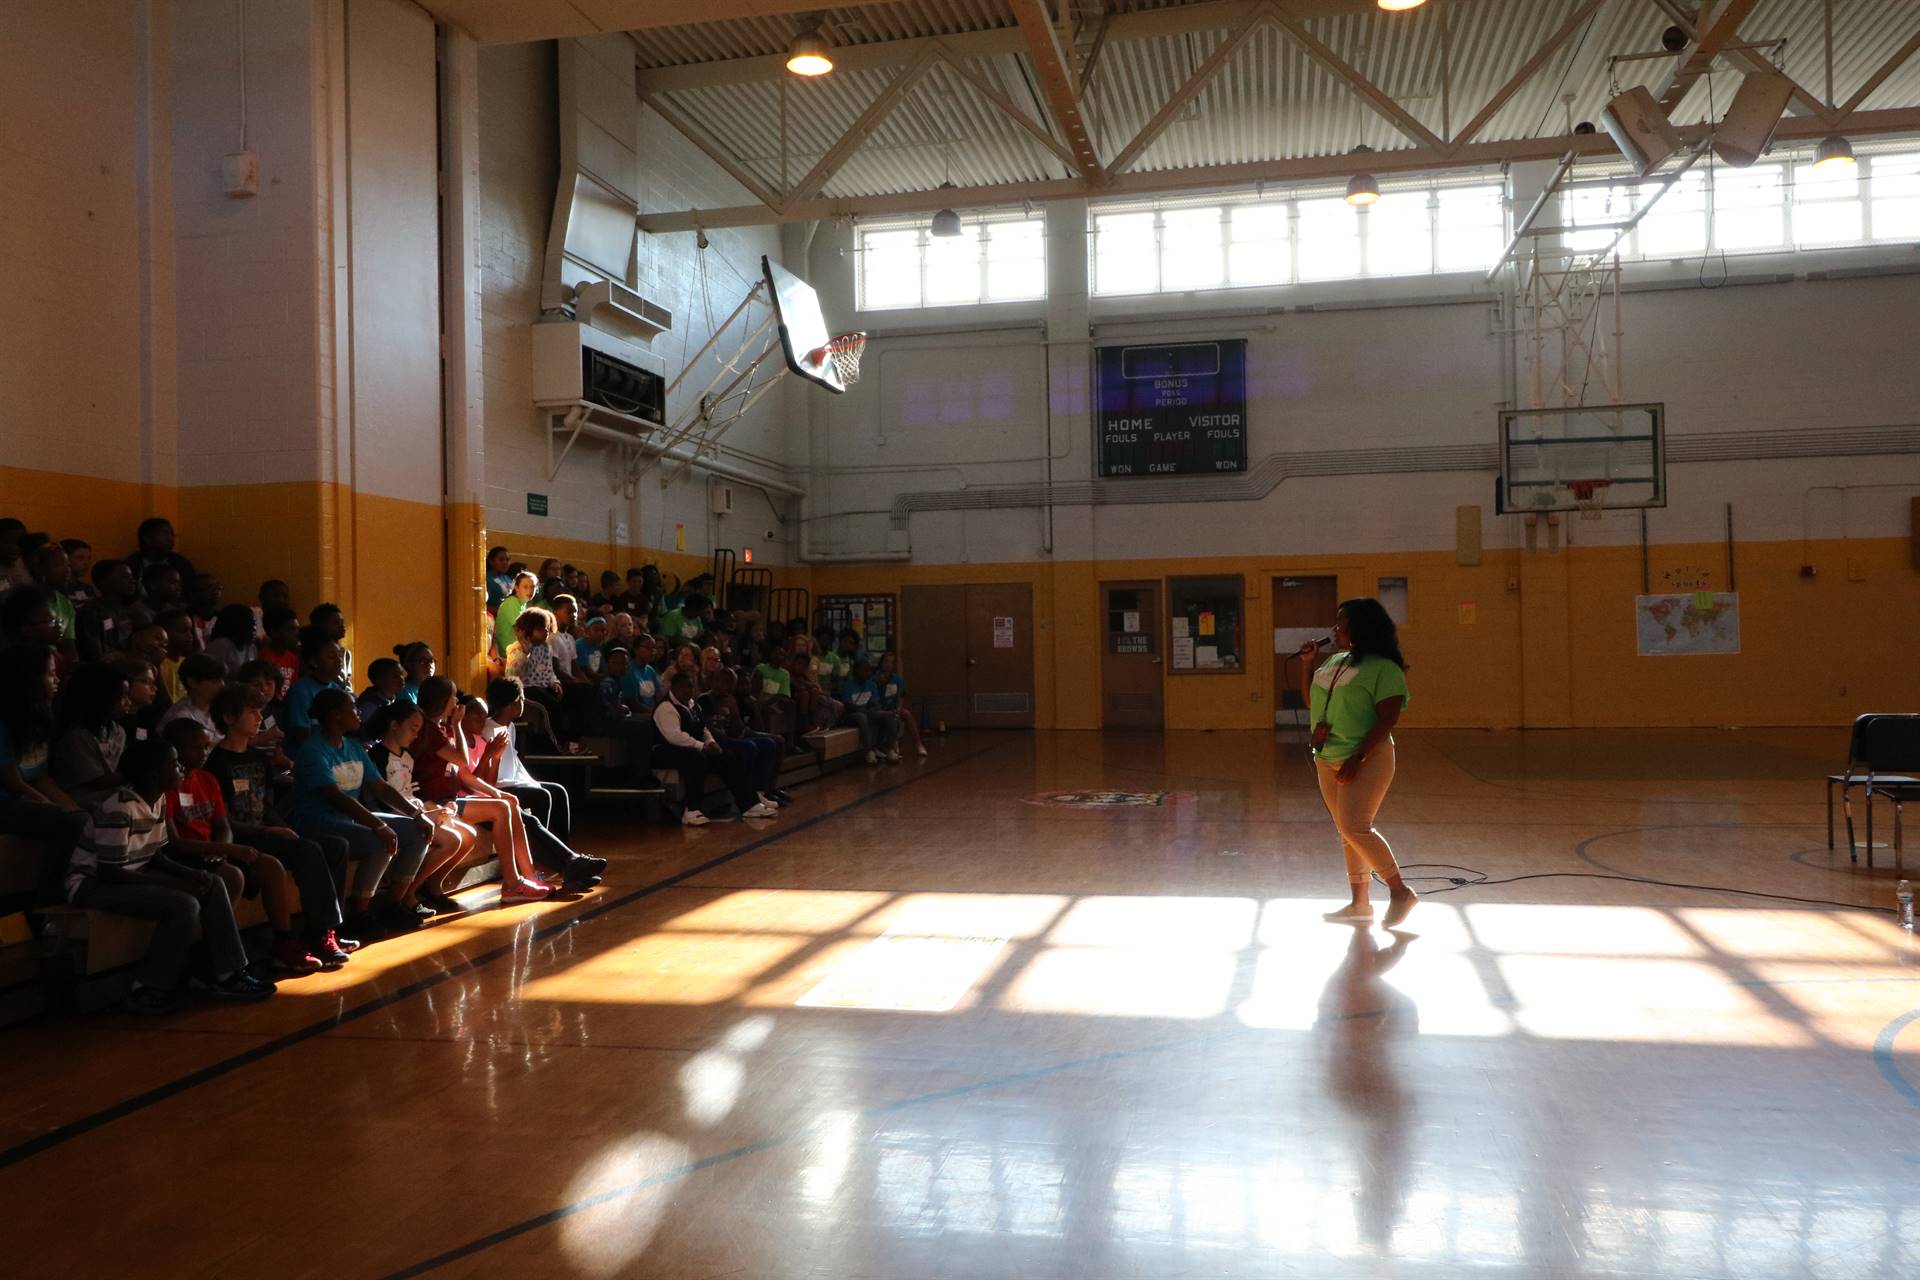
[1150,656,1161,664]
[967,658,978,666]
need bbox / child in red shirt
[160,718,321,974]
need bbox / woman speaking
[1296,598,1415,927]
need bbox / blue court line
[380,1032,1214,1279]
[1875,1007,1920,1108]
[0,742,1004,1173]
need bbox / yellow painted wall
[813,535,1919,731]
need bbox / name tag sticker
[232,778,251,793]
[178,791,195,806]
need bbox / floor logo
[1029,790,1170,808]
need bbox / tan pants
[1314,738,1401,885]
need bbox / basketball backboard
[1497,403,1666,514]
[762,255,845,394]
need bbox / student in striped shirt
[66,737,275,1013]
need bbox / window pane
[1563,183,1634,254]
[1712,164,1785,250]
[924,225,982,305]
[1438,184,1504,270]
[1793,161,1864,245]
[1871,152,1920,241]
[1161,207,1225,290]
[1297,197,1361,281]
[1637,172,1707,257]
[1227,204,1290,285]
[1094,212,1157,295]
[984,220,1045,301]
[1366,190,1432,276]
[861,228,921,309]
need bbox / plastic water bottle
[1899,880,1914,932]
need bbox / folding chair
[1829,713,1920,869]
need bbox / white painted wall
[479,41,800,564]
[802,210,1920,564]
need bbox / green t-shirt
[661,608,702,641]
[1307,652,1409,763]
[753,663,791,697]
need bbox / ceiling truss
[632,0,1920,232]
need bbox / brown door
[964,583,1036,728]
[1100,580,1163,728]
[1272,575,1340,727]
[901,584,971,729]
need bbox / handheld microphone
[1309,635,1333,649]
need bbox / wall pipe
[556,407,805,497]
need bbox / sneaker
[343,910,387,944]
[194,971,277,1001]
[326,927,362,954]
[743,801,779,819]
[578,855,608,876]
[499,878,552,904]
[271,935,323,976]
[681,807,710,827]
[884,750,902,763]
[769,788,795,806]
[117,983,178,1016]
[417,887,464,914]
[374,898,426,933]
[864,749,878,766]
[313,931,353,967]
[560,860,603,891]
[916,745,928,757]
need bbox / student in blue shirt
[289,687,433,941]
[283,629,346,748]
[874,650,926,757]
[837,657,900,766]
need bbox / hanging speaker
[1712,70,1794,167]
[1601,86,1683,174]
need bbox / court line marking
[380,1031,1214,1279]
[0,741,1007,1173]
[1876,1007,1920,1108]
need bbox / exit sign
[526,493,548,517]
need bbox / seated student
[156,653,225,735]
[254,579,292,638]
[153,607,199,701]
[362,700,475,916]
[283,628,346,747]
[615,639,662,711]
[0,518,26,592]
[123,516,196,596]
[875,650,927,757]
[493,571,537,661]
[652,671,774,826]
[287,687,432,941]
[66,736,274,1013]
[206,685,353,965]
[507,606,591,743]
[185,573,223,649]
[785,634,840,737]
[608,610,638,652]
[394,641,435,701]
[60,540,99,606]
[484,545,514,612]
[51,662,132,810]
[29,542,78,645]
[233,658,289,755]
[202,603,258,675]
[1,587,66,664]
[408,678,551,903]
[660,592,711,643]
[142,562,185,615]
[698,668,789,809]
[309,603,353,690]
[464,693,603,889]
[698,644,726,695]
[590,570,622,615]
[111,654,166,746]
[546,594,591,687]
[355,657,406,727]
[838,657,902,766]
[159,719,321,976]
[76,559,149,661]
[575,614,610,676]
[0,643,89,905]
[257,607,302,695]
[748,642,799,747]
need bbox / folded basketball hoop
[811,331,867,385]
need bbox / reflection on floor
[3,727,1917,1279]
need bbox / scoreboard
[1094,340,1248,478]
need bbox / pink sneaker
[499,879,552,904]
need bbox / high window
[856,214,1047,311]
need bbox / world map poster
[1635,592,1741,656]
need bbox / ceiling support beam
[639,92,782,211]
[1010,0,1106,183]
[784,48,937,207]
[1453,0,1608,149]
[1839,25,1920,118]
[1268,3,1446,152]
[931,47,1081,173]
[1653,0,1762,111]
[1646,0,1824,119]
[637,105,1920,232]
[1109,2,1268,175]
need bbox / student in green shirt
[1296,597,1415,928]
[660,592,711,643]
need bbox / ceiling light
[785,27,833,77]
[930,182,962,237]
[1812,134,1855,171]
[1345,172,1381,206]
[1377,0,1428,10]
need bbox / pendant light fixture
[1812,0,1854,171]
[785,18,833,77]
[1344,145,1380,206]
[930,140,962,237]
[1376,0,1428,10]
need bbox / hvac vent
[573,279,672,345]
[973,692,1032,715]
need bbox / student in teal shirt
[1296,598,1415,929]
[836,658,900,764]
[874,650,927,757]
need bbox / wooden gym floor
[4,727,1918,1279]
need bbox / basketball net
[1567,478,1612,520]
[809,331,867,384]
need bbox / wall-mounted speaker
[1601,86,1683,174]
[1712,70,1794,167]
